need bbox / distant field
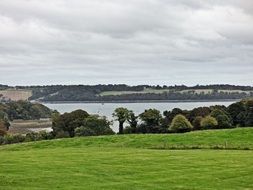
[100,88,172,96]
[8,120,52,134]
[100,88,253,96]
[180,89,213,94]
[0,89,32,101]
[1,128,253,189]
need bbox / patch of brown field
[0,89,32,101]
[8,119,52,135]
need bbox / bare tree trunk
[119,122,124,134]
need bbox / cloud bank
[0,0,252,86]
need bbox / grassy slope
[100,88,172,96]
[1,128,253,190]
[99,88,252,96]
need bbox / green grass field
[1,128,253,189]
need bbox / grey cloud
[0,0,252,86]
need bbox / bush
[228,102,245,126]
[52,109,89,137]
[245,100,253,126]
[0,132,53,146]
[0,129,7,136]
[2,134,25,144]
[0,136,4,144]
[192,116,203,130]
[139,109,162,126]
[25,132,40,142]
[139,109,164,133]
[11,134,26,144]
[75,126,95,137]
[74,115,114,136]
[123,126,133,134]
[169,114,193,133]
[38,131,54,140]
[54,130,70,138]
[210,109,233,129]
[200,116,218,129]
[83,115,114,135]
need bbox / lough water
[44,101,235,132]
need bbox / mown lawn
[1,128,253,189]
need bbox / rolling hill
[1,128,253,189]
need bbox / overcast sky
[0,0,253,86]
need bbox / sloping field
[100,88,253,96]
[100,88,172,96]
[1,128,253,189]
[0,89,32,101]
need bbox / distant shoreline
[40,99,239,104]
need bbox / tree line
[1,84,253,102]
[1,99,253,145]
[113,99,253,134]
[32,84,252,102]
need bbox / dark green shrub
[11,134,26,144]
[228,102,246,126]
[139,109,162,126]
[73,115,114,137]
[210,109,233,129]
[0,136,4,144]
[55,130,70,138]
[52,109,89,137]
[25,132,40,141]
[192,116,203,130]
[139,109,164,133]
[75,126,95,137]
[38,131,54,140]
[2,134,25,144]
[123,126,133,134]
[245,100,253,126]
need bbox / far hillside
[1,84,252,102]
[0,89,32,101]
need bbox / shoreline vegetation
[1,98,253,146]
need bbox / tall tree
[113,107,129,134]
[139,109,161,126]
[127,111,138,133]
[227,102,246,126]
[245,99,253,126]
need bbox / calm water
[44,101,235,132]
